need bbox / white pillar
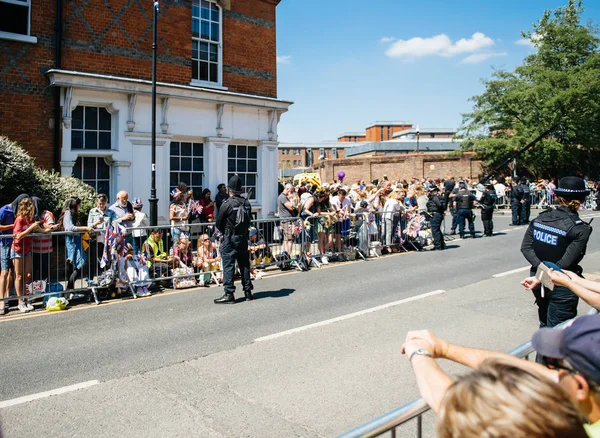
[60,161,76,177]
[205,137,230,193]
[258,140,278,218]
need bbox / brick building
[0,0,291,219]
[337,121,412,143]
[314,152,483,185]
[277,141,357,178]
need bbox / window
[170,141,204,199]
[430,134,435,138]
[73,157,110,195]
[71,106,112,150]
[388,126,391,140]
[0,0,31,38]
[192,0,221,84]
[381,127,384,141]
[319,148,325,159]
[332,148,338,159]
[228,145,257,200]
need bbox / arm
[0,224,13,232]
[549,270,600,309]
[520,222,541,268]
[556,225,592,270]
[215,204,228,233]
[14,220,40,240]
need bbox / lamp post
[149,0,159,226]
[416,124,420,153]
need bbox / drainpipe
[53,0,63,170]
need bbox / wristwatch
[409,349,433,362]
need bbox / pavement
[1,211,600,437]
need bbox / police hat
[228,174,243,193]
[428,185,440,193]
[555,176,589,201]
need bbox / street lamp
[149,0,159,226]
[416,124,420,153]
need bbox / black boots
[244,291,254,301]
[214,293,235,304]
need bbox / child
[11,198,40,312]
[118,244,151,297]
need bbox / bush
[0,136,97,223]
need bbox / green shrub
[0,136,96,223]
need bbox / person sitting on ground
[173,235,194,268]
[248,227,270,280]
[195,233,221,285]
[143,229,176,277]
[401,314,600,437]
[117,243,151,297]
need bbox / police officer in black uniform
[426,185,446,250]
[453,181,476,239]
[214,175,253,304]
[521,176,592,328]
[520,176,531,224]
[510,177,524,225]
[478,182,497,236]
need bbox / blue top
[0,204,15,246]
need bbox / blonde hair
[437,358,587,438]
[556,196,582,214]
[16,197,35,220]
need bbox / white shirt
[332,197,351,214]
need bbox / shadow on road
[253,288,295,300]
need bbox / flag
[40,210,55,226]
[171,188,181,199]
[189,200,203,215]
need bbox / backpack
[296,252,310,271]
[234,198,252,234]
[276,251,292,271]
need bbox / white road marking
[493,266,530,278]
[0,380,100,409]
[254,290,446,342]
[498,229,511,233]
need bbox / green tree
[460,0,600,179]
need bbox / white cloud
[461,51,507,64]
[385,32,495,60]
[514,33,540,47]
[277,55,292,65]
[380,36,396,43]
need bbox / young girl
[169,190,189,244]
[195,234,221,285]
[59,197,94,291]
[11,198,40,313]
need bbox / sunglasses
[203,238,210,242]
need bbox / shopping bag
[171,267,196,289]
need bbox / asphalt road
[2,210,600,437]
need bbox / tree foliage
[0,136,96,221]
[460,0,600,179]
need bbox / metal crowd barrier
[338,307,600,438]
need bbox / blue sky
[275,0,600,142]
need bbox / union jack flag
[188,200,203,215]
[403,213,426,239]
[171,188,181,199]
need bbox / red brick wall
[314,153,482,184]
[337,135,367,142]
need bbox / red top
[12,216,34,255]
[200,198,214,218]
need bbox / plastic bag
[46,297,69,311]
[171,267,196,289]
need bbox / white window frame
[228,144,258,201]
[71,105,113,151]
[332,148,338,159]
[0,0,37,43]
[169,141,205,198]
[72,156,111,195]
[191,0,224,89]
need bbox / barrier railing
[338,307,599,438]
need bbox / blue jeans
[1,242,13,271]
[457,209,475,236]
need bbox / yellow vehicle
[293,172,321,189]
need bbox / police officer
[453,181,476,239]
[521,176,592,328]
[214,175,253,304]
[478,182,497,237]
[510,177,524,226]
[426,185,445,250]
[520,176,531,224]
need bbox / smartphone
[543,261,563,273]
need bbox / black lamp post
[149,0,159,226]
[416,125,420,153]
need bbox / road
[2,210,600,437]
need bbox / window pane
[98,131,111,150]
[192,19,199,38]
[193,143,203,156]
[228,145,236,158]
[192,173,202,187]
[97,159,110,179]
[85,107,98,130]
[201,21,210,40]
[180,173,191,186]
[247,174,256,186]
[237,145,246,158]
[170,157,179,171]
[72,130,83,149]
[201,4,209,19]
[97,181,110,196]
[227,159,236,172]
[209,63,217,83]
[181,158,191,171]
[211,23,219,41]
[83,158,96,179]
[193,158,203,171]
[248,159,257,173]
[170,142,179,156]
[210,6,219,22]
[85,131,98,150]
[192,61,199,80]
[199,62,208,81]
[170,173,179,187]
[248,146,257,158]
[237,160,246,172]
[199,46,209,61]
[192,3,199,18]
[0,3,28,35]
[209,44,218,62]
[73,158,82,178]
[72,107,84,130]
[99,108,111,130]
[181,142,192,156]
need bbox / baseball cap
[532,314,600,384]
[360,200,368,208]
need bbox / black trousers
[529,268,579,328]
[430,212,445,249]
[511,201,521,225]
[456,209,475,236]
[481,212,493,236]
[520,201,531,224]
[221,235,252,295]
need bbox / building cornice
[46,70,293,112]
